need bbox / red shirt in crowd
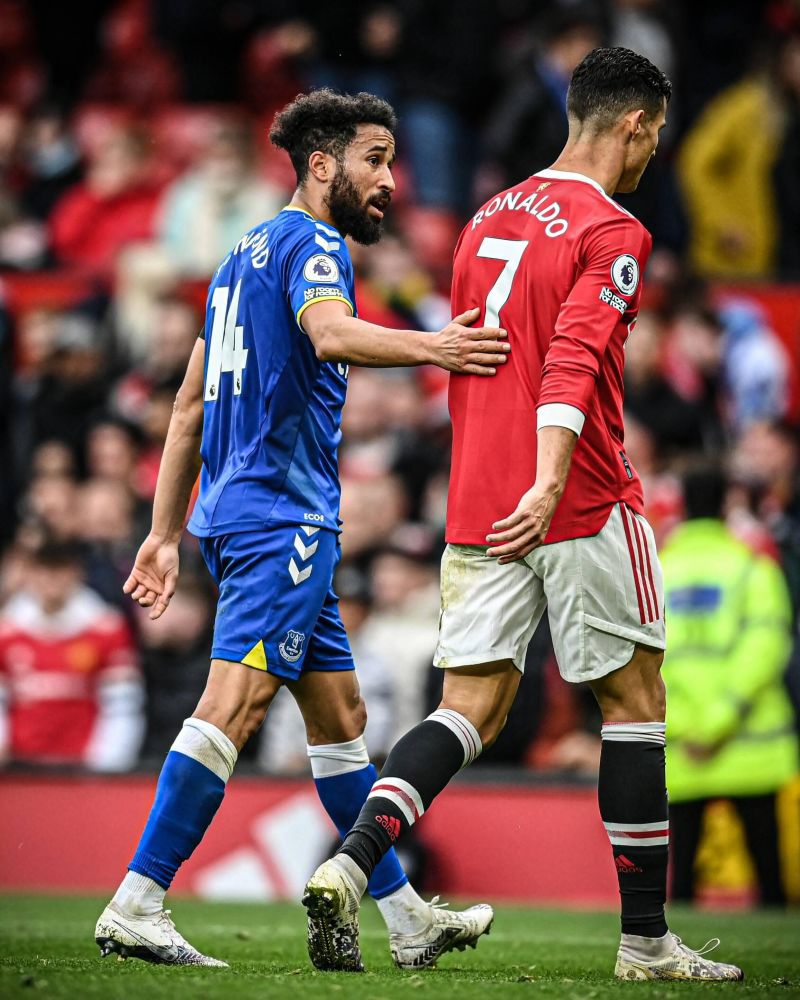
[0,587,139,763]
[446,168,652,545]
[49,182,160,275]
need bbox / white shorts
[434,503,666,684]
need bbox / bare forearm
[150,406,203,544]
[313,314,434,368]
[486,425,578,561]
[535,425,578,498]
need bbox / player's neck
[288,189,336,229]
[548,140,624,197]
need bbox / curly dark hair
[568,47,672,129]
[270,88,397,184]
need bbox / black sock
[599,722,669,938]
[339,709,482,878]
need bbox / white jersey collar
[534,168,633,218]
[534,168,607,195]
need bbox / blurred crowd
[0,0,798,825]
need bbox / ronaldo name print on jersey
[447,169,652,546]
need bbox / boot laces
[156,909,178,935]
[675,935,721,958]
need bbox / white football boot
[95,901,228,966]
[615,932,744,981]
[390,897,494,970]
[302,856,367,972]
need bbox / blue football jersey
[188,207,356,538]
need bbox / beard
[325,167,389,245]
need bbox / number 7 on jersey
[477,237,529,326]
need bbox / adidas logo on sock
[615,854,643,874]
[375,814,401,841]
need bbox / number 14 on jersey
[205,280,249,401]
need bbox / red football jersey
[446,169,652,545]
[0,587,139,762]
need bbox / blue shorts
[198,524,354,682]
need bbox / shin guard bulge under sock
[128,718,237,889]
[339,709,482,879]
[307,736,408,899]
[599,722,669,938]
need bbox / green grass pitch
[0,895,797,998]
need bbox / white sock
[112,870,166,917]
[621,930,674,960]
[333,852,368,898]
[376,881,432,936]
[174,717,238,782]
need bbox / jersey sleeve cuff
[537,402,585,436]
[295,294,354,330]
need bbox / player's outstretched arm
[486,425,577,563]
[302,300,509,375]
[123,338,205,619]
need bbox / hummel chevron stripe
[314,234,340,251]
[294,534,319,560]
[289,558,312,585]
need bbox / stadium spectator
[360,531,440,744]
[390,1,502,215]
[717,295,790,429]
[136,573,215,760]
[83,0,181,109]
[660,298,726,452]
[19,474,80,545]
[660,463,797,906]
[338,474,409,561]
[609,0,676,86]
[157,119,286,278]
[0,300,13,546]
[76,477,139,612]
[25,0,110,108]
[85,419,140,491]
[14,311,109,471]
[728,421,800,618]
[677,33,798,279]
[479,7,602,200]
[86,419,152,539]
[356,230,452,333]
[335,565,395,763]
[303,2,401,104]
[0,104,47,270]
[49,124,159,276]
[624,309,706,458]
[339,369,399,480]
[0,540,144,770]
[19,104,83,222]
[773,32,800,278]
[152,0,251,102]
[132,380,181,502]
[112,296,199,408]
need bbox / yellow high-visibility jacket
[677,77,783,279]
[660,519,798,801]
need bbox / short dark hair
[270,88,397,185]
[682,462,727,520]
[29,540,83,570]
[568,47,672,129]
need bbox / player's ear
[622,109,645,141]
[308,150,335,183]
